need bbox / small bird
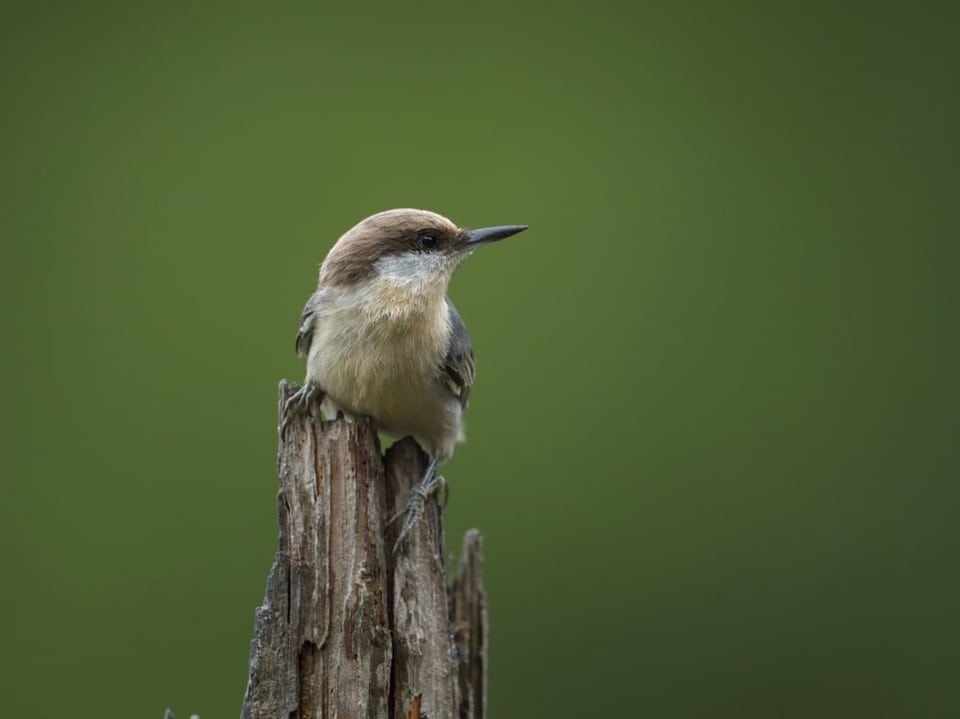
[282,208,527,550]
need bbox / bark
[239,381,487,719]
[449,532,488,719]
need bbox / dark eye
[418,233,438,249]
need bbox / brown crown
[318,209,466,287]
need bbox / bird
[281,208,527,550]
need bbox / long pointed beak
[464,224,528,248]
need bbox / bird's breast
[305,281,460,449]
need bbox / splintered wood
[239,381,487,719]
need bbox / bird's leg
[280,381,325,438]
[392,455,445,553]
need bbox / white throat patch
[374,251,455,288]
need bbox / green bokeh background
[3,1,957,717]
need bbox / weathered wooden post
[239,382,488,719]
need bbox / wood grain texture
[385,439,457,718]
[238,381,487,719]
[449,531,487,719]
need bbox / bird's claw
[280,382,324,438]
[392,472,445,553]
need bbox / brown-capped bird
[282,209,527,550]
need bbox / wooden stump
[239,382,487,719]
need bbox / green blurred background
[2,1,957,716]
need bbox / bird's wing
[442,299,476,409]
[295,291,324,358]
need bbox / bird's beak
[463,224,528,249]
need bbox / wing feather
[295,291,323,358]
[442,300,475,409]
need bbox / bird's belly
[307,310,462,454]
[347,378,459,445]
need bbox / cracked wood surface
[239,381,487,719]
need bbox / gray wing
[295,291,323,358]
[442,300,476,409]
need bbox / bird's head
[318,208,527,291]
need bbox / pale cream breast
[305,274,463,457]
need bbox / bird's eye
[418,233,438,249]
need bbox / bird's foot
[391,469,445,554]
[280,382,324,438]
